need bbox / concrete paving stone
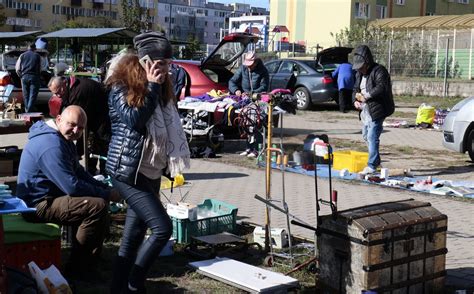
[2,111,473,289]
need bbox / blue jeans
[21,74,40,112]
[111,173,172,274]
[362,118,384,169]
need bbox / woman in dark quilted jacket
[105,32,190,294]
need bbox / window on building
[214,21,219,27]
[214,32,219,39]
[205,21,208,26]
[205,9,208,16]
[204,31,208,37]
[171,17,175,24]
[394,0,405,5]
[458,0,469,4]
[165,17,169,22]
[376,5,387,19]
[355,2,370,18]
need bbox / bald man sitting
[17,105,119,279]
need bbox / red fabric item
[48,94,62,117]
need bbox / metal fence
[278,28,474,82]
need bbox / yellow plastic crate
[332,150,368,173]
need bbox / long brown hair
[105,53,175,107]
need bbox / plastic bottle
[271,144,277,162]
[257,143,263,162]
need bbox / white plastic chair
[0,84,14,104]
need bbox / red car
[173,33,260,99]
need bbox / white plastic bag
[28,261,72,294]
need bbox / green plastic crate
[171,199,238,243]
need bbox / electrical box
[253,226,288,249]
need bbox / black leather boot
[110,255,133,294]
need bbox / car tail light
[0,75,12,86]
[322,76,333,84]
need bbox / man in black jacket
[352,45,395,175]
[48,76,110,174]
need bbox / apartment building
[0,0,267,45]
[0,0,122,32]
[155,0,266,46]
[269,0,474,49]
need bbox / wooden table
[0,124,31,135]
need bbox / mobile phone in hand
[139,55,153,69]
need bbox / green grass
[394,95,465,109]
[67,222,316,293]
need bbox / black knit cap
[133,31,173,60]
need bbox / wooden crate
[317,199,447,293]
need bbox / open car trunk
[315,46,353,75]
[200,33,260,87]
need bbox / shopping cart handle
[291,219,317,232]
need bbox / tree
[121,0,143,32]
[181,36,202,60]
[0,4,7,27]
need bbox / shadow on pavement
[414,163,474,178]
[447,230,474,239]
[185,172,249,181]
[281,128,362,137]
[445,267,474,291]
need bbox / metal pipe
[443,39,449,98]
[388,39,392,75]
[264,94,273,252]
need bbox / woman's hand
[145,59,170,84]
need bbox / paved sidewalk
[2,112,473,290]
[284,111,446,151]
[181,159,474,289]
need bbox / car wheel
[294,87,311,110]
[468,129,474,161]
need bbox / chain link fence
[270,28,474,81]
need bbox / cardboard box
[253,226,288,249]
[0,160,13,177]
[167,202,198,221]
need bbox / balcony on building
[16,9,28,17]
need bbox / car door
[265,60,281,90]
[271,60,296,90]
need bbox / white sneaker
[247,152,257,158]
[239,150,250,156]
[360,166,375,175]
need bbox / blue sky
[213,0,269,10]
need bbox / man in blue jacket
[332,62,354,113]
[229,51,269,96]
[17,105,119,277]
[15,44,41,112]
